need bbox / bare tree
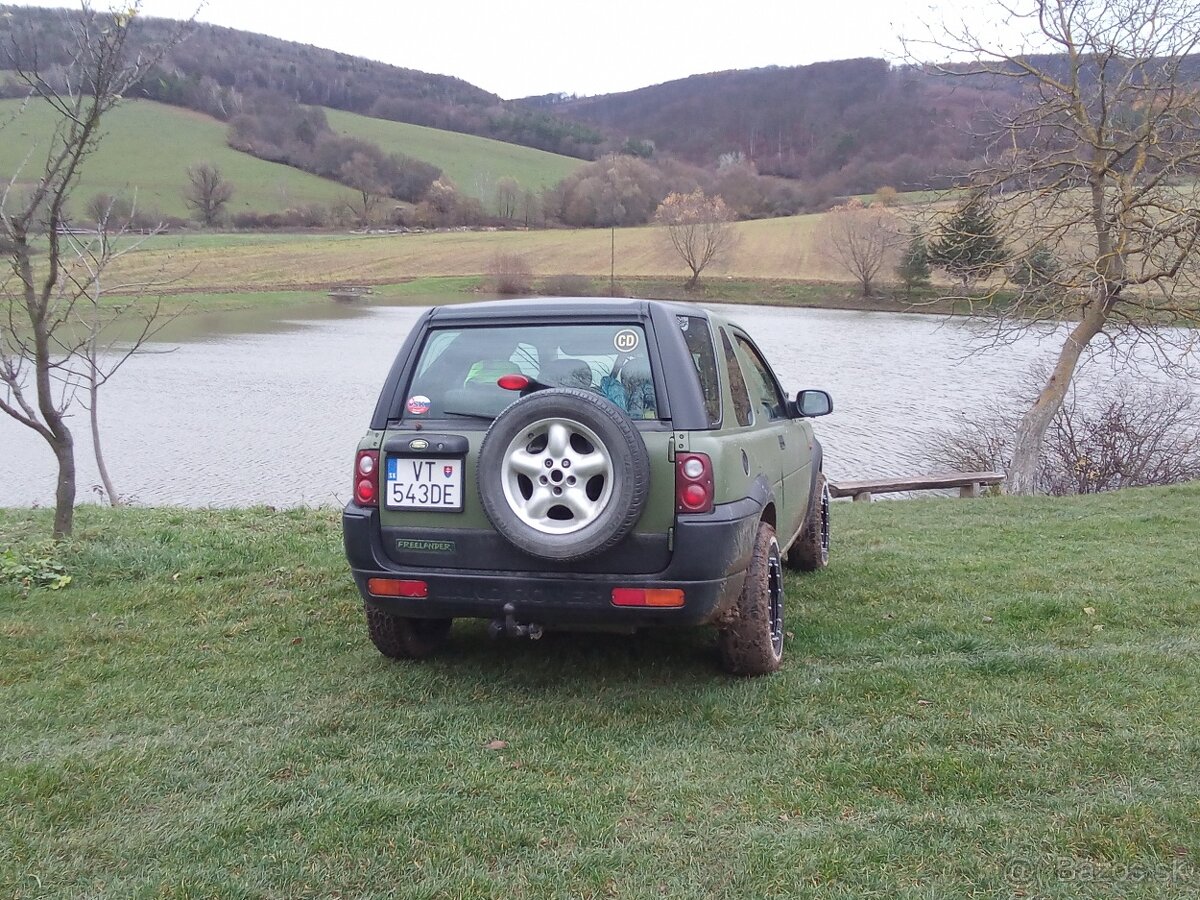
[819,200,901,297]
[339,152,385,228]
[86,192,133,228]
[183,162,234,226]
[909,0,1200,494]
[0,3,181,536]
[495,176,520,222]
[654,189,739,289]
[65,198,176,506]
[520,188,538,229]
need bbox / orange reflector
[612,588,685,608]
[367,578,428,598]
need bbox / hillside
[0,96,586,220]
[323,109,584,210]
[0,4,605,159]
[0,98,353,219]
[535,59,1011,195]
[7,5,1199,207]
[3,484,1199,895]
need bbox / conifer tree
[929,197,1006,287]
[896,231,932,298]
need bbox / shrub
[931,374,1200,495]
[541,274,595,297]
[231,205,334,230]
[485,252,533,295]
[1,543,71,592]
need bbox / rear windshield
[401,323,660,421]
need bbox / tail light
[354,449,379,506]
[675,452,714,514]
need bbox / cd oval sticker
[614,329,640,352]
[406,395,431,415]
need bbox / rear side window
[734,335,786,422]
[720,328,753,427]
[402,324,660,421]
[678,315,721,426]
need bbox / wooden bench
[829,471,1005,502]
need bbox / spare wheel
[477,388,651,561]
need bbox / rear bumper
[342,498,761,628]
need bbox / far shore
[108,275,976,320]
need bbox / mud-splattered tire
[786,472,830,572]
[364,605,452,659]
[718,521,784,676]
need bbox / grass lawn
[0,100,354,219]
[2,485,1199,898]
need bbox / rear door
[377,319,677,574]
[716,327,785,516]
[727,329,811,542]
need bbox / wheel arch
[760,501,777,530]
[808,438,825,499]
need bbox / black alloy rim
[768,545,784,656]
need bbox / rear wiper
[442,409,496,420]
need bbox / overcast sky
[13,0,1029,99]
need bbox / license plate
[385,457,463,510]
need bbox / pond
[0,296,1184,507]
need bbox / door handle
[778,435,786,450]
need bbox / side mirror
[796,389,833,417]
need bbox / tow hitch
[488,602,544,640]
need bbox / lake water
[0,297,1187,507]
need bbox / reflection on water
[0,296,1191,507]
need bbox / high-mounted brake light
[497,374,531,391]
[354,449,379,506]
[675,452,714,514]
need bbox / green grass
[0,99,354,219]
[1,96,581,219]
[324,109,584,211]
[3,485,1199,897]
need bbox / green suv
[343,298,832,675]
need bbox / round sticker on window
[406,395,431,415]
[614,329,640,352]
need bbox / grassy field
[0,98,583,221]
[3,485,1198,898]
[324,109,584,211]
[0,99,354,219]
[102,213,871,295]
